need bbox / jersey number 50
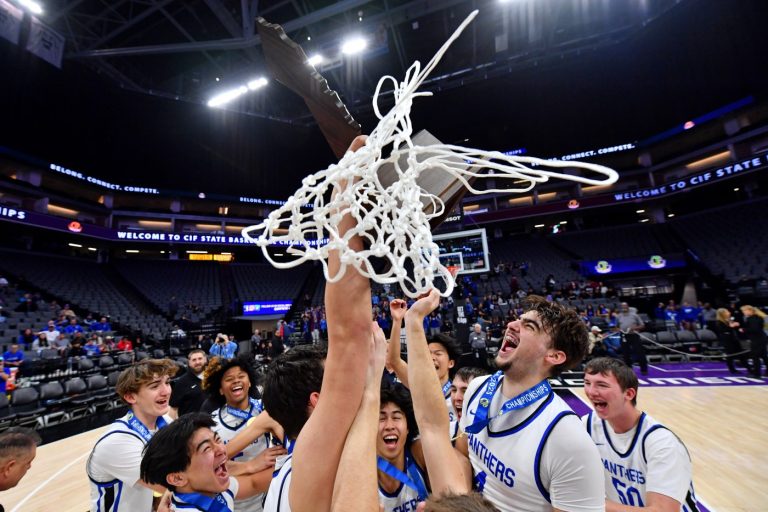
[612,477,644,506]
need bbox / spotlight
[207,86,248,107]
[341,36,367,55]
[247,77,268,90]
[307,54,324,66]
[19,0,43,14]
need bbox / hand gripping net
[243,10,619,298]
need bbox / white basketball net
[243,10,619,298]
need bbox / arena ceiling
[1,0,768,199]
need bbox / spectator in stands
[48,300,61,318]
[116,336,133,352]
[700,303,717,330]
[84,337,101,357]
[0,427,40,494]
[468,323,488,369]
[588,326,604,355]
[615,302,648,375]
[250,329,262,351]
[31,333,48,352]
[679,302,700,331]
[170,348,208,418]
[51,333,70,356]
[91,316,111,332]
[82,313,96,328]
[0,358,10,394]
[171,324,186,338]
[40,321,60,344]
[64,318,83,335]
[739,305,768,378]
[17,329,35,348]
[2,344,23,368]
[276,319,286,344]
[61,304,75,319]
[168,296,178,318]
[714,308,744,374]
[0,276,8,288]
[210,333,237,360]
[653,302,666,320]
[0,307,5,325]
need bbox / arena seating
[230,263,312,302]
[670,197,768,284]
[114,260,223,322]
[0,250,172,340]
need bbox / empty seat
[0,393,17,428]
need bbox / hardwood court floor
[2,386,766,511]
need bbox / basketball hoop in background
[446,266,461,279]
[243,9,620,298]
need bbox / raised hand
[406,289,441,319]
[390,298,408,323]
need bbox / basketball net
[243,9,619,298]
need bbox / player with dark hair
[376,380,428,511]
[88,359,178,512]
[387,298,460,420]
[140,413,277,511]
[448,367,487,442]
[455,295,605,511]
[202,355,286,511]
[583,357,700,512]
[0,427,40,493]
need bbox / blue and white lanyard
[225,398,262,422]
[173,492,232,512]
[125,412,167,443]
[464,372,550,434]
[377,454,428,501]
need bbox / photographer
[209,333,238,360]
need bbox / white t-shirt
[583,411,699,511]
[460,375,604,512]
[88,413,173,512]
[211,400,268,512]
[170,476,239,511]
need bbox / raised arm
[225,409,284,458]
[386,298,410,388]
[331,322,388,512]
[290,135,373,512]
[405,290,472,495]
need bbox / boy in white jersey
[141,412,277,511]
[583,358,700,512]
[87,359,178,512]
[448,367,487,443]
[455,295,605,512]
[203,356,287,511]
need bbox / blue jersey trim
[533,411,576,502]
[275,465,293,511]
[603,412,646,458]
[586,410,593,436]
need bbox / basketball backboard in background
[433,228,489,275]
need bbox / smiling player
[583,357,700,512]
[88,359,178,512]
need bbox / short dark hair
[454,367,487,383]
[140,413,215,491]
[424,492,499,511]
[585,357,639,406]
[0,428,40,459]
[427,333,460,363]
[522,295,588,377]
[202,355,259,408]
[380,380,418,443]
[262,345,326,440]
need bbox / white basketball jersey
[583,411,699,512]
[446,396,457,422]
[211,401,268,512]
[263,454,293,512]
[170,477,239,511]
[377,452,427,512]
[461,375,604,512]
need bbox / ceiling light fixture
[341,36,367,55]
